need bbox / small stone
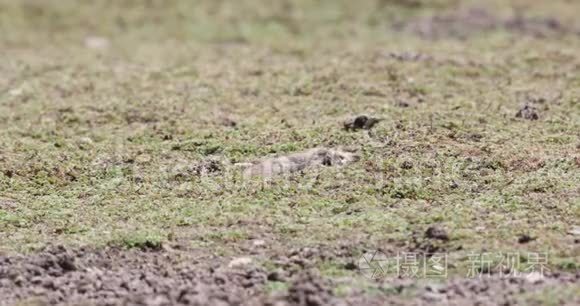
[30,276,43,285]
[524,272,544,283]
[422,291,445,302]
[252,239,266,247]
[425,283,445,293]
[14,276,24,286]
[567,226,580,236]
[228,257,253,268]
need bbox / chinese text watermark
[357,251,550,280]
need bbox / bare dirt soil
[395,7,580,39]
[1,245,578,306]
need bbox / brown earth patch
[394,8,580,39]
[508,156,546,172]
[0,246,579,305]
[0,197,18,212]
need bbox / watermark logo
[357,251,549,280]
[358,251,389,280]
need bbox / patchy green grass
[0,0,578,281]
[112,231,165,251]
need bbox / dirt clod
[343,115,382,131]
[425,225,449,241]
[220,117,238,127]
[0,198,18,210]
[194,159,222,176]
[274,271,339,306]
[267,269,286,282]
[400,160,414,169]
[517,234,536,244]
[516,105,540,120]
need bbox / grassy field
[0,0,579,304]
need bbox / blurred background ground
[0,0,579,305]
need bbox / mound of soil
[1,246,578,306]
